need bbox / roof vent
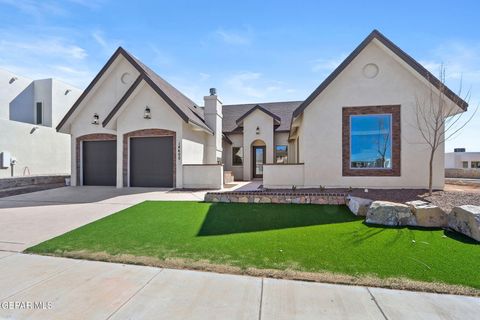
[209,88,217,96]
[454,148,466,153]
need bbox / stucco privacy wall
[0,119,70,178]
[183,164,223,189]
[243,109,274,180]
[115,82,208,188]
[69,56,140,186]
[299,40,445,189]
[263,164,304,188]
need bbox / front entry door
[252,146,266,178]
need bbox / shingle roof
[127,51,206,125]
[57,47,211,133]
[222,101,302,133]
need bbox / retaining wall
[204,191,346,205]
[0,174,68,190]
[445,168,480,179]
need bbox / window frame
[231,146,244,166]
[471,161,480,169]
[275,145,288,164]
[349,113,393,170]
[35,101,43,125]
[342,105,401,177]
[462,161,469,169]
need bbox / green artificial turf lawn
[27,201,480,289]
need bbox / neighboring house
[57,30,467,189]
[0,68,82,178]
[445,149,480,169]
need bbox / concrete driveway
[0,253,478,320]
[0,186,208,252]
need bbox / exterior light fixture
[256,126,260,135]
[65,89,71,95]
[144,106,151,119]
[9,77,18,84]
[92,113,99,125]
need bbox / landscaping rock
[406,200,448,228]
[448,205,480,242]
[366,201,415,226]
[347,196,372,216]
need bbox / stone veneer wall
[204,191,346,205]
[0,174,68,190]
[445,168,480,179]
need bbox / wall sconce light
[256,126,260,135]
[65,89,71,95]
[144,106,151,119]
[9,77,18,84]
[92,113,99,125]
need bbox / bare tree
[415,66,477,195]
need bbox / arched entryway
[251,139,266,179]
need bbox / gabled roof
[292,29,469,118]
[223,101,301,133]
[235,104,281,126]
[56,47,211,132]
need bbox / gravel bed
[264,187,480,212]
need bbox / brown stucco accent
[76,133,117,186]
[342,105,401,177]
[122,129,176,187]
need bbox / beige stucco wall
[67,55,210,188]
[298,39,445,189]
[116,82,208,188]
[242,109,274,180]
[263,164,304,188]
[223,133,244,180]
[183,164,223,189]
[68,56,137,186]
[0,119,70,178]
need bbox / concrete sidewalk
[0,253,478,320]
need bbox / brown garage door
[83,140,116,186]
[130,136,173,187]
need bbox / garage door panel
[130,137,173,187]
[83,140,116,186]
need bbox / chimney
[204,88,223,164]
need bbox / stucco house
[0,69,81,178]
[57,30,468,189]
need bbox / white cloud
[223,71,296,103]
[311,54,347,73]
[214,27,252,46]
[0,30,94,88]
[92,30,122,54]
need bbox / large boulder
[448,205,480,242]
[406,200,448,228]
[366,201,415,226]
[347,196,372,216]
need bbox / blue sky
[0,0,478,151]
